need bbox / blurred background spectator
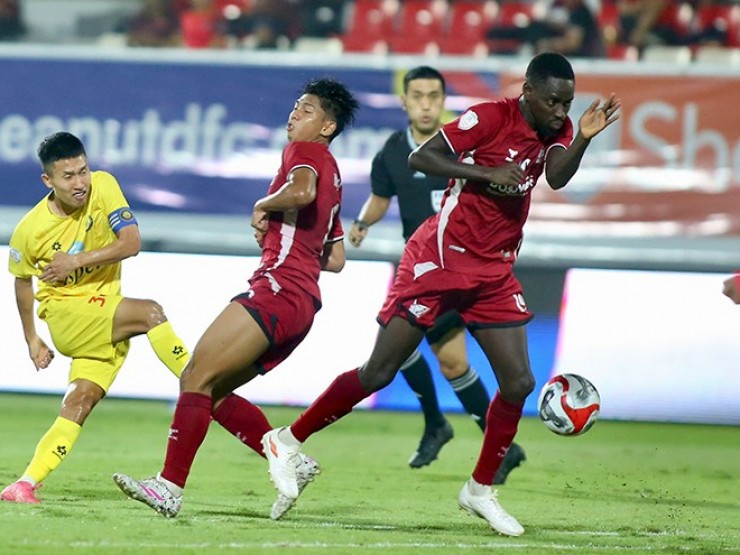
[299,0,348,38]
[0,0,24,41]
[125,0,179,47]
[487,0,605,58]
[225,0,299,49]
[179,0,228,48]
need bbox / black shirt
[370,127,451,241]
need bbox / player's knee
[500,372,535,402]
[438,360,468,379]
[359,362,397,392]
[144,300,168,328]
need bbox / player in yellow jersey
[1,132,190,504]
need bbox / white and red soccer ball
[537,373,601,436]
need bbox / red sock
[291,369,369,443]
[161,392,213,488]
[472,391,523,486]
[212,394,271,457]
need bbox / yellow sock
[147,321,189,378]
[23,416,82,484]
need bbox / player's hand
[483,163,524,193]
[722,276,740,304]
[39,251,78,283]
[349,222,368,248]
[28,336,54,371]
[579,94,621,140]
[251,206,269,248]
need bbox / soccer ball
[537,374,600,436]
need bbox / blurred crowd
[2,1,739,59]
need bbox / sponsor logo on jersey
[85,215,93,231]
[458,110,479,131]
[68,241,85,255]
[9,247,21,263]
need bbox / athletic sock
[212,394,271,457]
[291,369,369,443]
[400,350,446,428]
[23,416,82,483]
[160,392,212,489]
[472,391,523,486]
[448,367,490,432]
[147,321,189,378]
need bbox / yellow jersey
[8,171,137,310]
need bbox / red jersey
[258,141,343,301]
[411,96,573,276]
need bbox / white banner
[1,247,395,408]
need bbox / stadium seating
[437,1,495,57]
[341,0,397,53]
[387,0,446,54]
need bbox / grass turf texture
[0,393,738,555]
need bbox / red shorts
[377,257,531,330]
[233,271,321,373]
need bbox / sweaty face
[523,77,574,138]
[286,94,333,143]
[43,155,91,215]
[402,78,445,137]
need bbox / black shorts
[425,310,465,345]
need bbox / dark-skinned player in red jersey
[263,53,620,536]
[112,78,359,521]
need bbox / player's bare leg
[265,316,425,503]
[114,302,269,516]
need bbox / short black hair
[403,66,446,94]
[37,132,86,174]
[526,52,575,87]
[302,78,359,141]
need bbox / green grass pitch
[0,393,738,554]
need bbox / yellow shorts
[41,295,130,393]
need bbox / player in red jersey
[112,78,359,520]
[262,53,620,535]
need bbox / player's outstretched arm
[722,275,740,304]
[39,224,141,284]
[320,239,345,273]
[579,94,621,140]
[409,133,522,187]
[545,94,621,190]
[14,277,54,370]
[349,194,391,248]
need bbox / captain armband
[108,207,138,234]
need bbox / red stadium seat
[486,1,537,54]
[695,4,740,47]
[395,0,447,41]
[446,1,496,41]
[345,0,397,37]
[341,0,398,53]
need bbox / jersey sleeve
[326,208,344,243]
[548,117,575,153]
[440,102,503,154]
[95,171,138,234]
[7,219,35,278]
[369,147,395,199]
